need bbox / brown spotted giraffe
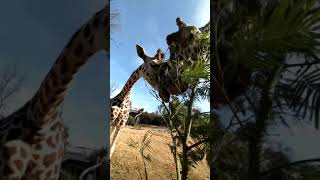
[141,17,210,102]
[110,45,165,158]
[0,5,108,180]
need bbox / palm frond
[276,63,320,128]
[230,0,320,70]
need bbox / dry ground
[110,125,209,180]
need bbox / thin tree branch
[79,157,107,180]
[284,61,320,68]
[213,76,245,129]
[260,158,320,176]
[187,138,209,151]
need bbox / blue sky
[218,106,320,161]
[110,0,210,113]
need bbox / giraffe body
[110,45,165,158]
[0,105,65,180]
[0,5,108,180]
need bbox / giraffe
[0,5,108,180]
[110,45,165,158]
[163,17,250,106]
[111,19,209,157]
[139,17,210,103]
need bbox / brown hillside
[110,125,209,180]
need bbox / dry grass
[110,125,209,180]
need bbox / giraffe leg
[110,123,120,150]
[110,112,129,158]
[110,106,121,157]
[110,125,121,158]
[110,119,124,157]
[3,140,31,180]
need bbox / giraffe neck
[30,5,108,127]
[113,65,145,102]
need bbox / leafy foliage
[214,0,320,178]
[218,0,320,127]
[133,112,165,126]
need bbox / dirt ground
[110,125,209,180]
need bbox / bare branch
[187,138,209,151]
[0,65,24,116]
[260,158,320,176]
[284,61,320,68]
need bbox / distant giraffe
[140,17,210,102]
[110,45,165,158]
[0,5,108,180]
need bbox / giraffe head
[166,18,201,50]
[166,17,209,60]
[135,44,173,102]
[165,18,209,90]
[133,18,210,103]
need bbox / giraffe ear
[199,21,210,33]
[166,32,177,45]
[136,44,148,62]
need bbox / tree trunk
[170,126,182,180]
[175,150,182,180]
[247,64,283,180]
[248,137,260,180]
[181,143,189,180]
[208,141,218,180]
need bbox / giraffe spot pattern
[14,160,24,171]
[3,165,14,175]
[103,16,108,27]
[55,134,60,143]
[57,147,64,159]
[4,146,17,156]
[35,144,42,150]
[32,154,40,160]
[54,164,58,174]
[31,169,44,179]
[20,147,27,158]
[46,136,56,148]
[60,56,69,74]
[26,160,37,173]
[50,69,59,87]
[73,44,83,57]
[83,25,91,39]
[65,29,80,48]
[89,35,95,46]
[50,121,61,131]
[45,170,53,178]
[92,16,100,28]
[43,152,57,168]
